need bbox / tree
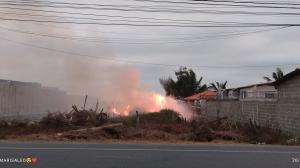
[160,67,207,98]
[210,81,227,91]
[263,68,284,82]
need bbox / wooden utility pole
[83,95,88,110]
[136,111,140,128]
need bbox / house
[217,88,240,100]
[206,68,300,135]
[184,90,217,107]
[238,82,277,101]
[274,68,300,99]
[217,82,277,101]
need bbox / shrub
[40,112,68,128]
[0,120,8,128]
[70,109,109,126]
[240,120,290,144]
[124,109,183,126]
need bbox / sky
[0,0,299,96]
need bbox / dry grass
[0,111,296,145]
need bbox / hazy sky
[0,0,299,95]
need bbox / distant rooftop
[0,79,41,87]
[274,68,300,85]
[185,90,217,100]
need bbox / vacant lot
[0,109,299,145]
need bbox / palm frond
[263,76,272,82]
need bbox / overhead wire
[0,0,297,69]
[0,10,247,26]
[0,34,299,69]
[133,0,300,9]
[193,0,300,6]
[1,2,300,15]
[0,24,291,44]
[7,0,300,9]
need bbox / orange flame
[111,107,120,115]
[111,93,169,116]
[111,105,131,116]
[153,93,166,109]
[123,105,130,116]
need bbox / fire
[111,105,131,116]
[111,107,120,115]
[123,105,130,116]
[153,93,166,109]
[110,93,168,116]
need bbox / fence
[206,99,300,136]
[0,81,68,120]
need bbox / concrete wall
[206,99,300,136]
[276,74,300,135]
[206,74,300,136]
[206,75,300,136]
[0,80,69,120]
[205,100,240,121]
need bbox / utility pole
[83,95,88,110]
[136,111,140,128]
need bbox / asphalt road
[0,142,299,168]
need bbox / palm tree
[210,81,227,91]
[196,76,208,93]
[263,68,284,82]
[159,67,207,97]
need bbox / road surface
[0,142,299,168]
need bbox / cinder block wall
[276,74,300,135]
[206,99,299,136]
[205,100,240,121]
[206,74,300,136]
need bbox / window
[241,91,247,99]
[265,92,275,99]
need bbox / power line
[3,19,257,37]
[0,6,243,24]
[0,31,299,69]
[0,10,246,26]
[9,0,300,9]
[193,0,300,6]
[13,0,300,7]
[0,2,244,13]
[5,0,238,9]
[1,17,300,27]
[133,0,300,9]
[0,5,300,17]
[0,24,290,44]
[0,6,221,24]
[2,2,300,15]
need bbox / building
[217,88,240,100]
[184,90,217,112]
[0,79,69,120]
[185,91,217,105]
[238,82,277,101]
[274,68,300,99]
[217,82,277,101]
[206,68,300,135]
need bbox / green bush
[124,109,183,126]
